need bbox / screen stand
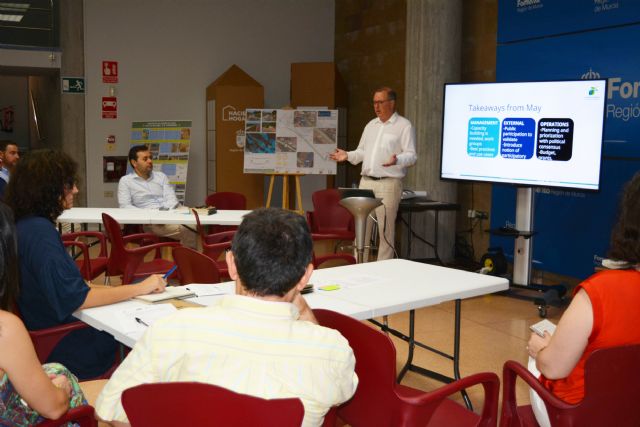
[506,187,567,318]
[513,187,533,285]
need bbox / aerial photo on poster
[243,109,338,175]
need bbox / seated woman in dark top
[4,149,167,380]
[0,201,76,425]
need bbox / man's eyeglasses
[373,99,391,106]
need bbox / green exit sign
[62,77,85,94]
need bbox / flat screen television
[440,80,607,191]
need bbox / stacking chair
[204,191,247,234]
[307,188,356,258]
[172,246,221,285]
[307,188,355,241]
[62,231,108,283]
[122,382,304,427]
[37,405,97,427]
[18,315,121,380]
[500,344,640,427]
[205,191,247,210]
[102,213,180,284]
[192,209,234,279]
[312,239,356,269]
[28,321,122,380]
[313,309,500,427]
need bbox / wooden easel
[266,173,304,214]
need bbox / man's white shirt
[117,171,179,209]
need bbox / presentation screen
[440,80,607,190]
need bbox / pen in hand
[163,265,178,280]
[135,317,149,327]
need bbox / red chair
[307,189,355,256]
[205,191,247,234]
[192,209,234,279]
[37,404,97,427]
[313,309,500,427]
[122,382,304,427]
[62,231,108,283]
[307,189,355,240]
[172,246,221,285]
[102,213,180,284]
[27,321,121,380]
[500,344,640,427]
[312,235,356,269]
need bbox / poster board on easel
[243,108,338,175]
[243,108,338,212]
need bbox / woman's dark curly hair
[5,149,78,222]
[0,202,19,311]
[608,172,640,263]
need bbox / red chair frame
[122,382,304,427]
[500,344,640,427]
[307,188,355,241]
[102,213,179,284]
[28,321,122,380]
[192,209,234,279]
[312,233,356,269]
[172,246,221,285]
[313,309,500,427]
[62,231,108,283]
[204,191,246,234]
[37,404,97,427]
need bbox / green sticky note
[319,285,341,291]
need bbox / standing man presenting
[330,87,417,261]
[118,144,196,248]
[0,140,19,197]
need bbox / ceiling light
[0,13,23,22]
[0,3,30,11]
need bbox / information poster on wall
[243,109,337,175]
[130,120,191,203]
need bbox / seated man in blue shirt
[117,144,196,248]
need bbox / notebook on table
[134,286,196,303]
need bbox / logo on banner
[594,0,619,13]
[516,0,543,12]
[583,67,640,123]
[222,105,246,122]
[581,68,601,79]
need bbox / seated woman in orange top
[527,172,640,427]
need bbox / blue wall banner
[498,0,640,43]
[495,7,640,280]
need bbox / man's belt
[363,175,387,181]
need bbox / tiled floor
[383,291,565,414]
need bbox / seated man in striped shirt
[95,208,358,427]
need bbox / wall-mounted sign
[62,77,85,94]
[106,134,116,151]
[102,97,117,119]
[103,156,128,183]
[102,61,119,83]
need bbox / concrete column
[59,0,87,206]
[403,0,461,262]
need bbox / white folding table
[57,207,250,227]
[74,259,507,408]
